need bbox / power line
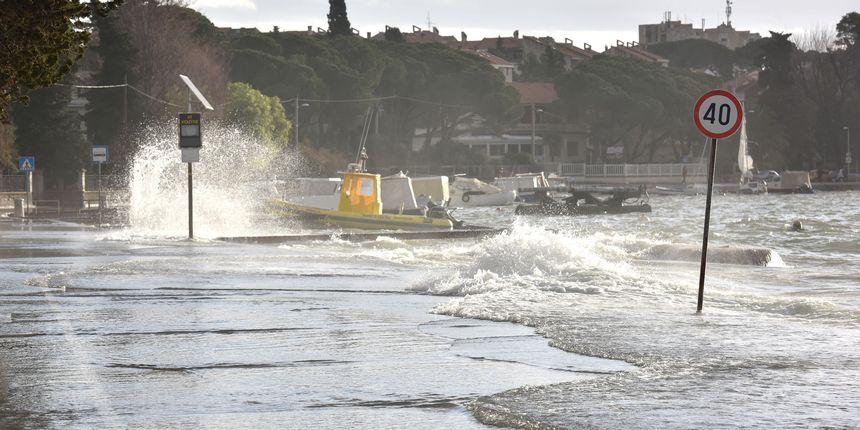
[59,83,183,108]
[63,83,477,111]
[394,95,474,109]
[283,95,395,104]
[126,84,182,108]
[56,83,127,89]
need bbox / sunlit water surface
[0,191,857,429]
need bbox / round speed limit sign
[693,90,743,139]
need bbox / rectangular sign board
[18,156,35,172]
[179,113,202,148]
[92,145,109,163]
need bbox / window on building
[490,144,504,156]
[566,140,579,157]
[550,142,561,157]
[471,144,487,155]
[521,144,533,155]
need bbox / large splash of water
[123,122,304,238]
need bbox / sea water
[0,135,857,428]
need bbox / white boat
[737,111,767,194]
[450,177,517,207]
[494,172,551,203]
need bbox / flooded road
[0,221,625,429]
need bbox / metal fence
[563,163,707,177]
[84,174,122,190]
[381,163,706,179]
[0,175,26,192]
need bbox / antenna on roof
[426,11,435,31]
[726,0,733,27]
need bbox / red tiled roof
[404,31,458,44]
[507,82,559,105]
[556,43,594,60]
[461,49,515,67]
[606,45,668,63]
[464,37,524,50]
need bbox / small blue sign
[92,145,109,163]
[18,156,35,172]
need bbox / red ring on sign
[693,89,744,140]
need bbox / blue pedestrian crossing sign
[18,156,35,172]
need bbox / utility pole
[531,103,536,160]
[294,96,300,147]
[122,74,128,127]
[844,126,852,175]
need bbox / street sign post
[18,156,35,214]
[178,75,214,240]
[92,146,109,227]
[92,145,109,163]
[18,156,34,172]
[692,89,743,313]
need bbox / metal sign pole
[178,74,213,240]
[187,90,194,240]
[97,162,103,228]
[188,162,193,239]
[26,171,32,216]
[697,138,718,313]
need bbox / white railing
[557,163,706,177]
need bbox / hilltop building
[639,6,760,49]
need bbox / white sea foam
[412,225,636,296]
[118,122,303,239]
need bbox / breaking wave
[120,122,304,239]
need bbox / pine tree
[327,0,351,36]
[84,12,137,167]
[12,78,87,187]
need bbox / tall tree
[225,82,291,147]
[84,0,228,169]
[836,12,860,47]
[750,32,813,169]
[0,0,122,120]
[12,79,87,186]
[85,10,137,166]
[327,0,351,36]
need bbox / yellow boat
[272,168,460,231]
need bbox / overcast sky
[191,0,857,50]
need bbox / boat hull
[272,199,454,230]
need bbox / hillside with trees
[3,0,860,181]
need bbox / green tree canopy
[225,82,292,147]
[327,0,351,36]
[12,79,87,185]
[647,39,736,78]
[555,55,713,162]
[0,0,122,120]
[836,11,860,47]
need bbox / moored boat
[450,177,517,207]
[515,186,651,216]
[273,152,463,230]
